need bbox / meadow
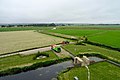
[58,62,120,80]
[0,51,58,71]
[47,29,105,37]
[0,30,65,54]
[47,26,120,48]
[63,44,120,63]
[89,30,120,48]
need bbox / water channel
[0,57,106,80]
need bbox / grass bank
[63,44,120,63]
[58,62,120,80]
[0,51,71,76]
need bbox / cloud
[0,0,120,23]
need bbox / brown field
[0,31,65,54]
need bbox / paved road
[19,46,51,56]
[0,46,51,58]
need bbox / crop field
[0,51,58,71]
[63,44,120,63]
[58,62,120,80]
[0,31,65,54]
[47,27,120,48]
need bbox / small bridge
[74,56,90,66]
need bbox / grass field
[0,51,58,71]
[47,27,120,48]
[0,31,65,54]
[89,30,120,48]
[63,44,120,63]
[58,62,120,80]
[47,29,105,37]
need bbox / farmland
[47,29,105,37]
[58,62,120,80]
[89,30,120,48]
[0,26,120,79]
[0,30,65,54]
[46,26,120,48]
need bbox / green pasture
[47,27,120,48]
[47,29,104,37]
[89,30,120,48]
[0,51,58,71]
[58,62,120,80]
[63,44,120,63]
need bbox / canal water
[0,61,74,80]
[0,57,104,80]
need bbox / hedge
[85,41,120,52]
[0,57,71,77]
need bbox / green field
[89,30,120,48]
[47,27,120,48]
[58,62,120,80]
[0,26,120,79]
[63,44,120,63]
[47,29,105,37]
[0,51,58,71]
[0,31,65,54]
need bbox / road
[0,46,51,58]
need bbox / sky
[0,0,120,24]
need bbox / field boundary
[85,41,120,52]
[37,30,78,40]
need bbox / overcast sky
[0,0,120,24]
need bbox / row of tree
[0,23,57,27]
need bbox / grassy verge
[85,41,120,52]
[58,62,120,80]
[0,51,57,71]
